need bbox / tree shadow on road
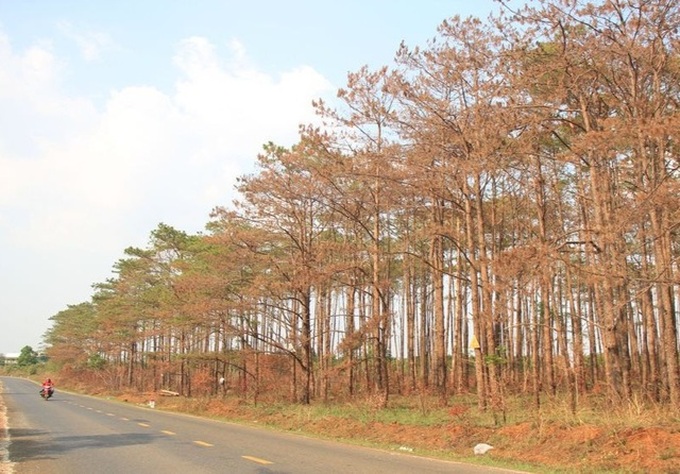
[7,428,158,462]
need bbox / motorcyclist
[41,378,54,397]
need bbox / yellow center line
[242,455,274,465]
[194,440,213,447]
[106,413,115,416]
[160,430,176,435]
[138,422,150,427]
[121,417,130,421]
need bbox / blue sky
[0,0,505,355]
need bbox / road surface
[1,377,524,473]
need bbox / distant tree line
[0,346,44,372]
[44,0,680,412]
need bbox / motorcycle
[40,386,54,400]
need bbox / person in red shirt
[41,378,54,398]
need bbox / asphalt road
[1,377,524,474]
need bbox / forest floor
[2,379,680,473]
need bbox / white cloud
[173,37,330,161]
[0,32,60,95]
[0,33,334,251]
[57,21,116,61]
[0,30,335,353]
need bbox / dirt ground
[2,383,680,473]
